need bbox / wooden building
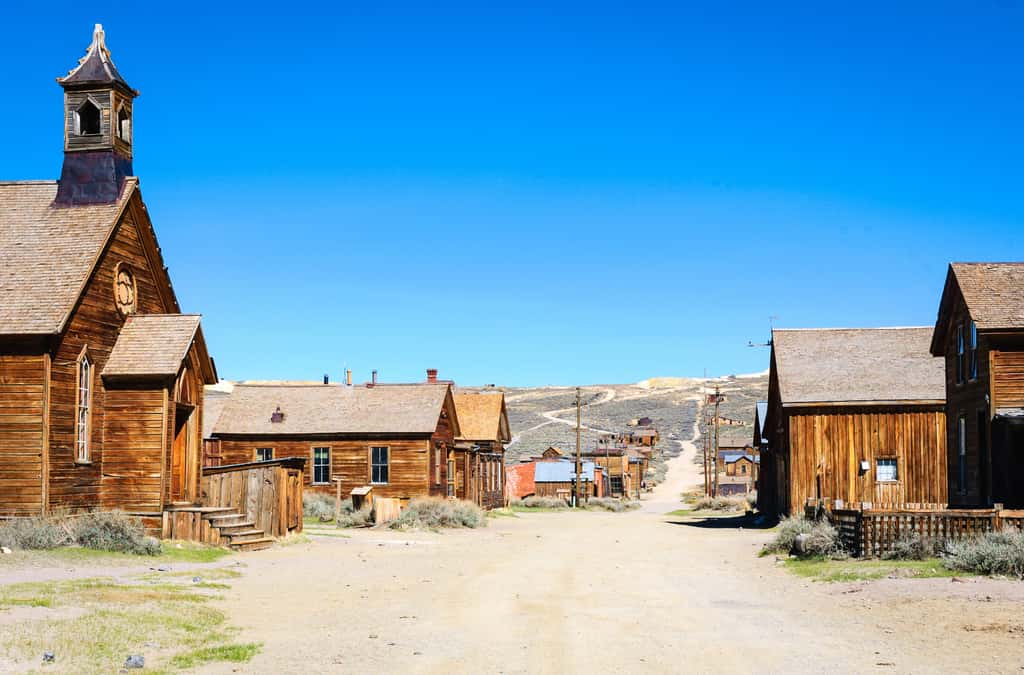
[930,263,1024,507]
[533,460,596,501]
[452,392,511,509]
[208,381,461,503]
[0,26,219,520]
[759,327,947,516]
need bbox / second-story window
[956,323,965,385]
[969,321,978,381]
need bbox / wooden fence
[200,458,306,538]
[811,502,1024,557]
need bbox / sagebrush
[335,498,374,528]
[762,515,844,558]
[519,496,568,509]
[943,531,1024,578]
[694,496,748,512]
[0,511,159,555]
[584,498,639,512]
[303,493,337,521]
[390,498,486,530]
[883,531,938,561]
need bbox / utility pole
[713,384,721,498]
[575,387,583,508]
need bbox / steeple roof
[57,24,137,96]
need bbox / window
[741,463,748,475]
[76,99,101,136]
[370,446,389,484]
[255,447,274,462]
[876,458,898,482]
[956,323,965,385]
[434,448,441,485]
[313,447,330,484]
[447,457,456,497]
[75,351,92,462]
[969,321,978,381]
[958,415,967,493]
[116,105,131,142]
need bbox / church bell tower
[55,24,139,206]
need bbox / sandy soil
[195,430,1024,674]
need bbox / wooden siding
[101,386,165,512]
[215,437,435,500]
[786,406,947,511]
[0,355,49,516]
[992,350,1024,409]
[48,206,169,512]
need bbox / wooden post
[575,387,583,508]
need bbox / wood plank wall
[993,350,1024,409]
[0,355,48,515]
[49,207,167,512]
[786,406,947,511]
[215,437,434,500]
[101,386,165,512]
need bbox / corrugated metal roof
[534,460,595,482]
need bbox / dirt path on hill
[197,452,1024,674]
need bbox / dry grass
[518,496,569,510]
[943,531,1024,578]
[0,575,259,672]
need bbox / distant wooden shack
[759,327,947,515]
[533,460,596,500]
[209,381,460,503]
[453,392,511,509]
[930,263,1024,507]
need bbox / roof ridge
[0,180,57,186]
[774,326,932,332]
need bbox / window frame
[254,447,274,462]
[875,457,898,483]
[311,446,331,485]
[956,323,965,385]
[957,415,967,494]
[370,446,389,485]
[75,98,102,136]
[447,455,456,497]
[968,320,978,381]
[74,347,93,464]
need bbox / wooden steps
[162,506,275,551]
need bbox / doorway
[171,403,197,503]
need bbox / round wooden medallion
[113,263,137,316]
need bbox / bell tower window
[76,99,101,136]
[117,105,131,142]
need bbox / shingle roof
[102,314,201,378]
[0,180,135,335]
[58,24,136,94]
[772,327,945,405]
[213,383,452,436]
[453,393,506,442]
[534,460,595,483]
[203,389,231,439]
[951,263,1024,330]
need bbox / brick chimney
[426,368,438,384]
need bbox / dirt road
[200,451,1024,673]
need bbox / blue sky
[4,2,1023,386]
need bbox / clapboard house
[0,26,219,520]
[452,393,510,509]
[759,328,947,516]
[930,263,1024,508]
[208,381,460,501]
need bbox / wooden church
[0,25,218,520]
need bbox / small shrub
[520,496,568,509]
[584,498,639,512]
[337,504,374,528]
[745,491,758,510]
[883,531,937,561]
[694,496,748,512]
[763,515,815,554]
[303,493,337,521]
[943,531,1024,578]
[800,521,845,559]
[0,517,69,550]
[390,498,486,530]
[71,511,160,555]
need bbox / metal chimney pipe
[345,369,352,386]
[372,370,378,386]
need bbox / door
[171,404,197,503]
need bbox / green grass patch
[666,509,747,519]
[0,541,232,569]
[508,505,568,513]
[304,529,352,539]
[486,508,519,519]
[0,574,258,671]
[169,642,262,669]
[783,557,966,582]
